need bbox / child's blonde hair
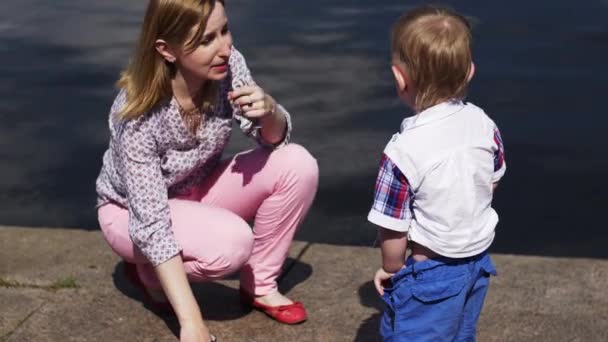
[391,5,473,112]
[117,0,223,120]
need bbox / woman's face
[176,2,233,83]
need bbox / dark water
[1,0,607,258]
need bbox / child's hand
[228,86,276,120]
[374,268,395,296]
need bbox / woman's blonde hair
[391,6,472,112]
[117,0,223,120]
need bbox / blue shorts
[380,251,497,342]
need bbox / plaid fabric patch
[371,154,412,219]
[493,127,505,172]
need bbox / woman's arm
[117,120,210,338]
[258,94,287,145]
[228,47,291,147]
[156,256,211,341]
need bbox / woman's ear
[467,62,476,82]
[391,64,407,92]
[155,39,177,63]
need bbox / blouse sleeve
[116,118,181,266]
[228,47,292,148]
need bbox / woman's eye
[201,35,214,45]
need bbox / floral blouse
[95,47,292,266]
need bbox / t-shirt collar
[401,100,465,132]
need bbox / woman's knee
[275,144,319,184]
[98,204,146,263]
[185,210,254,279]
[224,219,255,269]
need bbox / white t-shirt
[368,100,506,258]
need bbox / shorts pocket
[410,274,467,304]
[480,255,498,276]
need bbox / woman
[95,0,319,340]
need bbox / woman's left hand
[228,86,276,120]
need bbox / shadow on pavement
[111,257,313,336]
[354,280,383,342]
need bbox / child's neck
[412,99,455,115]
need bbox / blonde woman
[95,0,318,340]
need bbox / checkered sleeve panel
[493,126,506,182]
[370,154,413,221]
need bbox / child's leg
[380,258,471,341]
[454,254,496,341]
[193,144,319,296]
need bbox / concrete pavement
[1,227,607,342]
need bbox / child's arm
[379,227,407,272]
[368,154,414,295]
[374,228,407,295]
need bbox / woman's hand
[228,86,277,121]
[180,320,215,342]
[228,85,287,145]
[154,256,214,341]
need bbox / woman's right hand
[153,255,215,341]
[180,320,215,342]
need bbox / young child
[368,5,506,341]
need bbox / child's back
[385,101,504,257]
[368,5,506,341]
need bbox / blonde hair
[117,0,222,120]
[391,6,472,112]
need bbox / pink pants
[97,144,318,296]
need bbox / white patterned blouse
[95,47,291,266]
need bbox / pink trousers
[97,144,318,296]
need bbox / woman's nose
[218,35,232,57]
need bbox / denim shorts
[380,251,497,342]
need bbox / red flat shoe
[239,288,307,325]
[123,262,174,315]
